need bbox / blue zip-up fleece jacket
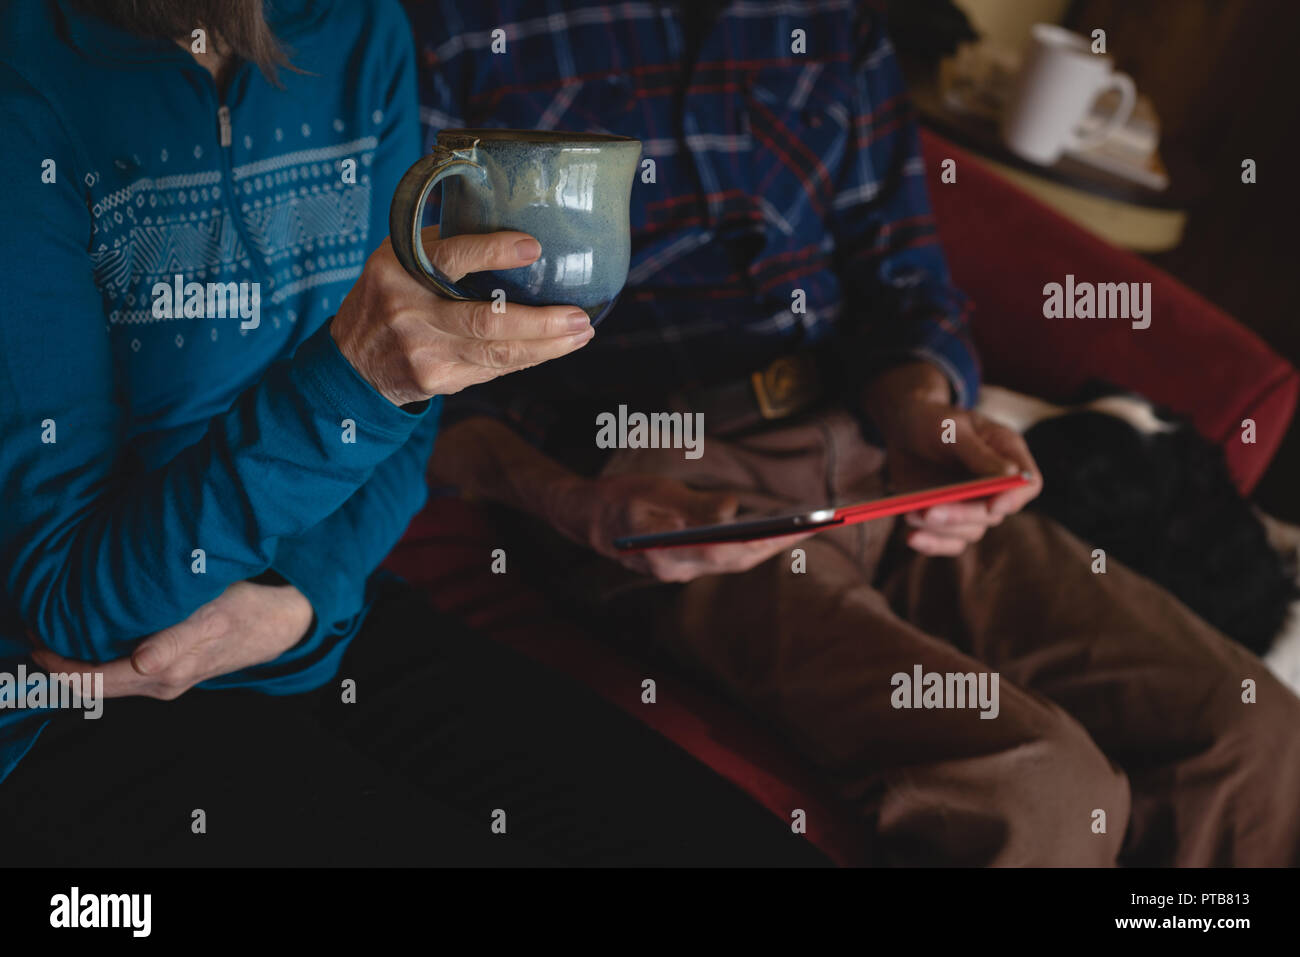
[0,0,440,781]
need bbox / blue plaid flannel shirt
[405,0,979,456]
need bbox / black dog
[979,382,1296,657]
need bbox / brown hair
[68,0,293,84]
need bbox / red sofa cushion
[382,497,866,866]
[920,129,1298,493]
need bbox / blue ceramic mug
[390,129,642,324]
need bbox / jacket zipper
[217,105,232,147]
[206,78,273,330]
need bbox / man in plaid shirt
[408,0,1300,866]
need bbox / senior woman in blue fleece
[0,0,809,866]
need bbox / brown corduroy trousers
[542,406,1300,866]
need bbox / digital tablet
[613,472,1033,551]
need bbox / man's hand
[30,581,314,700]
[331,226,595,406]
[546,473,815,583]
[864,362,1042,556]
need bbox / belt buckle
[750,355,817,420]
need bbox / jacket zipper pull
[217,105,232,147]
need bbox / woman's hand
[331,227,595,406]
[31,580,314,700]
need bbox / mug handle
[389,143,486,300]
[1070,72,1137,153]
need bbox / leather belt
[683,353,825,436]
